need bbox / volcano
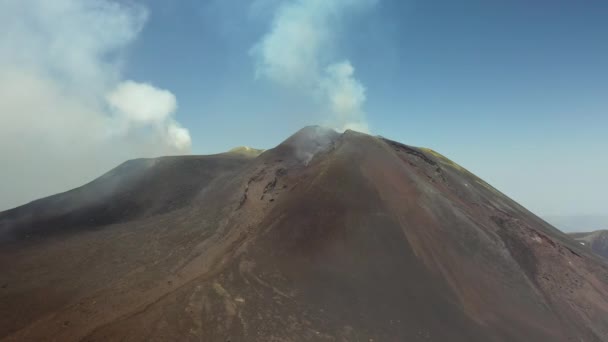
[570,230,608,259]
[1,126,608,341]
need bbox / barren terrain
[1,127,608,341]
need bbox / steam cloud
[107,81,192,151]
[251,0,376,133]
[0,0,191,210]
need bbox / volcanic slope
[1,126,608,341]
[570,230,608,259]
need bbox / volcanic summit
[1,126,607,341]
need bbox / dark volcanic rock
[1,127,608,341]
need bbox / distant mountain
[1,126,608,341]
[544,215,608,232]
[228,146,265,157]
[570,230,608,259]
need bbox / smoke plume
[0,0,191,210]
[107,81,192,151]
[251,0,376,133]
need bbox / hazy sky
[1,0,607,220]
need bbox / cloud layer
[251,0,376,132]
[0,0,191,210]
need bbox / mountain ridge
[1,126,607,341]
[570,230,608,259]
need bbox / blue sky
[120,0,608,217]
[0,0,606,219]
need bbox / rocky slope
[1,126,608,341]
[570,230,608,259]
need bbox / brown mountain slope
[1,126,608,341]
[570,230,608,259]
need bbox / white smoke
[107,81,192,150]
[251,0,375,133]
[321,61,368,132]
[0,0,191,210]
[107,81,178,125]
